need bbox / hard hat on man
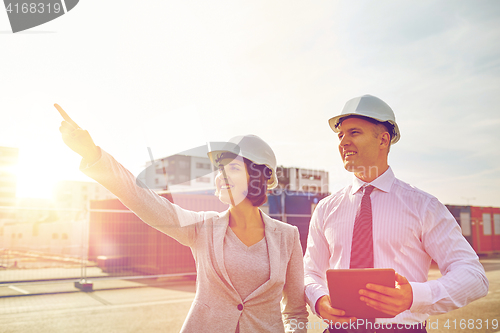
[328,94,400,144]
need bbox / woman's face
[215,156,250,206]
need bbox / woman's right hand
[55,103,101,164]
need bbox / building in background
[0,180,116,256]
[0,146,19,207]
[139,156,330,196]
[138,154,216,193]
[275,166,329,195]
[53,180,116,211]
[2,147,333,262]
[4,197,57,253]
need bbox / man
[303,95,488,333]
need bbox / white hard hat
[207,134,278,189]
[328,94,400,144]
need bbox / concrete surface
[1,257,499,333]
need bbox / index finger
[54,103,80,128]
[364,283,396,296]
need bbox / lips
[344,151,357,159]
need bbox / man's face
[337,117,382,174]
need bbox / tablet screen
[327,268,396,319]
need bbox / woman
[55,104,308,333]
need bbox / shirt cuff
[305,284,329,316]
[409,281,432,313]
[79,147,102,170]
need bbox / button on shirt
[304,167,488,324]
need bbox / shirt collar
[351,166,396,195]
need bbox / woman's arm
[56,104,212,246]
[282,227,308,333]
[81,148,209,246]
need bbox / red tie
[350,185,375,268]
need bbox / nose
[215,169,223,181]
[216,167,229,183]
[339,135,350,148]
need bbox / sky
[1,0,499,206]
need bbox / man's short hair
[339,115,395,141]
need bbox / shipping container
[470,206,500,253]
[89,192,228,275]
[268,191,328,253]
[88,189,327,275]
[445,205,473,247]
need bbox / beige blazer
[81,149,308,333]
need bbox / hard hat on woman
[207,134,278,190]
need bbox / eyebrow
[338,127,363,136]
[219,161,243,167]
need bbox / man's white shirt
[303,167,488,324]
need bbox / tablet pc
[327,268,395,318]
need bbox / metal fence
[0,203,198,293]
[0,191,324,295]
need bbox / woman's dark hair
[244,159,271,207]
[216,152,271,207]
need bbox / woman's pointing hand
[55,103,101,164]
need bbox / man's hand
[315,295,357,325]
[359,272,413,317]
[55,104,101,164]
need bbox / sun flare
[14,147,85,200]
